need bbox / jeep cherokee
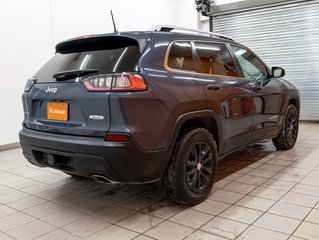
[19,26,300,205]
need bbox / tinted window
[36,44,140,82]
[168,41,194,71]
[195,42,238,77]
[231,46,268,80]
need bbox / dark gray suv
[19,26,300,205]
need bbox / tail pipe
[91,175,120,184]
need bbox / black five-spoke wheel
[162,128,217,205]
[273,104,299,150]
[286,109,298,145]
[186,141,213,193]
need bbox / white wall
[51,0,180,43]
[0,0,54,146]
[0,0,199,146]
[175,0,199,29]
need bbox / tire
[162,128,218,205]
[273,104,299,150]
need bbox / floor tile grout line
[2,127,319,240]
[234,145,319,239]
[0,168,65,186]
[290,188,319,199]
[75,193,168,238]
[2,177,145,215]
[3,218,57,240]
[288,199,319,239]
[0,231,19,240]
[198,216,251,240]
[235,156,318,240]
[0,177,80,205]
[0,194,109,239]
[133,234,157,240]
[212,142,319,239]
[56,216,114,239]
[117,178,250,240]
[183,152,268,239]
[117,219,195,238]
[31,227,67,240]
[184,144,288,239]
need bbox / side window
[231,46,268,80]
[194,42,238,77]
[167,41,194,72]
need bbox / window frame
[192,40,240,78]
[165,40,197,74]
[228,43,271,81]
[164,40,245,79]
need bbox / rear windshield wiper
[53,69,98,81]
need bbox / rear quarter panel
[108,34,208,152]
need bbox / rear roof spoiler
[55,35,147,54]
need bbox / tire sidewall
[273,104,299,150]
[285,105,299,147]
[174,129,217,204]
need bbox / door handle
[206,84,222,91]
[249,81,263,91]
[251,85,262,91]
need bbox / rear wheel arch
[168,111,222,161]
[162,128,218,205]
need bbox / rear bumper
[19,128,169,183]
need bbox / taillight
[24,77,37,92]
[105,134,129,142]
[83,75,112,91]
[83,74,147,92]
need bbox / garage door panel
[213,0,319,120]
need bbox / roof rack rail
[148,25,234,41]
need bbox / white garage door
[212,0,319,120]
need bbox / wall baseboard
[0,142,20,152]
[300,120,319,124]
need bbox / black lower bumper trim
[19,128,169,183]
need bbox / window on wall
[167,41,194,71]
[231,46,269,80]
[194,42,238,77]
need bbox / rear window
[167,41,194,72]
[35,37,140,82]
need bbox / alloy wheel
[185,141,213,193]
[286,109,298,145]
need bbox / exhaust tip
[92,175,119,184]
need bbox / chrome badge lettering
[45,86,58,94]
[89,115,104,120]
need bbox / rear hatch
[22,35,144,137]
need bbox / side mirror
[272,67,285,78]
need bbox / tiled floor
[1,123,319,240]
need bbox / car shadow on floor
[47,140,279,217]
[216,140,277,181]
